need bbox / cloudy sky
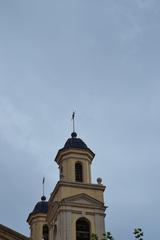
[0,1,160,239]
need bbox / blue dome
[64,132,88,149]
[27,196,48,222]
[32,201,48,215]
[54,132,95,163]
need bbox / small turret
[27,196,49,240]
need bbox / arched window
[43,225,49,240]
[76,218,90,240]
[75,162,83,182]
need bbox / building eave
[0,224,29,240]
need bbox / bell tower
[56,131,94,184]
[47,131,106,240]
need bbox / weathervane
[42,177,45,196]
[71,111,76,132]
[41,177,46,201]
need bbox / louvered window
[75,162,83,182]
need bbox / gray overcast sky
[0,1,160,240]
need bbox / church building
[0,131,106,240]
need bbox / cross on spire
[42,177,45,196]
[71,111,76,132]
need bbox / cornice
[60,201,106,211]
[27,213,47,225]
[49,181,106,202]
[55,148,95,165]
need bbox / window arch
[75,162,83,182]
[76,218,90,240]
[43,224,49,240]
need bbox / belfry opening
[76,218,90,240]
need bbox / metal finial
[42,177,45,197]
[71,111,76,133]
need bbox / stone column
[57,210,72,240]
[95,214,105,239]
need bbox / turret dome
[55,132,95,163]
[27,196,48,222]
[64,132,88,149]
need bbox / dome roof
[54,132,95,163]
[32,201,48,215]
[27,196,48,222]
[64,132,88,149]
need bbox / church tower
[27,130,106,240]
[47,131,106,240]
